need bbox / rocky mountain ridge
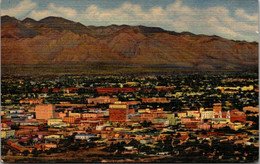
[1,15,258,70]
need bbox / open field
[2,147,167,163]
[1,64,250,76]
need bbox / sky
[1,0,259,41]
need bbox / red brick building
[95,87,139,94]
[52,88,61,93]
[141,112,166,122]
[230,109,246,122]
[87,96,118,104]
[128,108,135,114]
[41,88,49,93]
[185,122,198,129]
[109,102,129,122]
[213,103,222,114]
[20,98,43,104]
[155,87,175,92]
[142,97,170,103]
[63,117,76,124]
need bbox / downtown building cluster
[1,73,259,162]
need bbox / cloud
[169,6,256,39]
[81,1,258,41]
[28,3,77,20]
[235,9,258,22]
[29,10,57,20]
[1,0,37,18]
[83,3,149,25]
[48,3,77,18]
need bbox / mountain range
[1,15,258,70]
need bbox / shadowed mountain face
[1,15,258,70]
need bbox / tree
[32,148,38,157]
[155,140,164,152]
[114,142,126,154]
[22,150,30,156]
[128,139,141,148]
[46,150,51,155]
[140,145,154,154]
[1,148,8,156]
[11,124,20,130]
[69,142,80,151]
[108,142,116,152]
[141,120,152,127]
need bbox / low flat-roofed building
[1,130,15,139]
[197,122,211,130]
[187,110,200,118]
[243,106,259,113]
[87,96,118,104]
[20,98,44,104]
[176,112,187,118]
[47,118,68,128]
[201,110,214,119]
[63,116,76,124]
[75,134,97,140]
[45,134,64,140]
[211,118,229,124]
[82,113,104,118]
[181,117,200,124]
[142,97,170,103]
[68,112,81,118]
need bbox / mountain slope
[1,15,258,70]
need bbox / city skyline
[1,0,259,163]
[1,73,259,163]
